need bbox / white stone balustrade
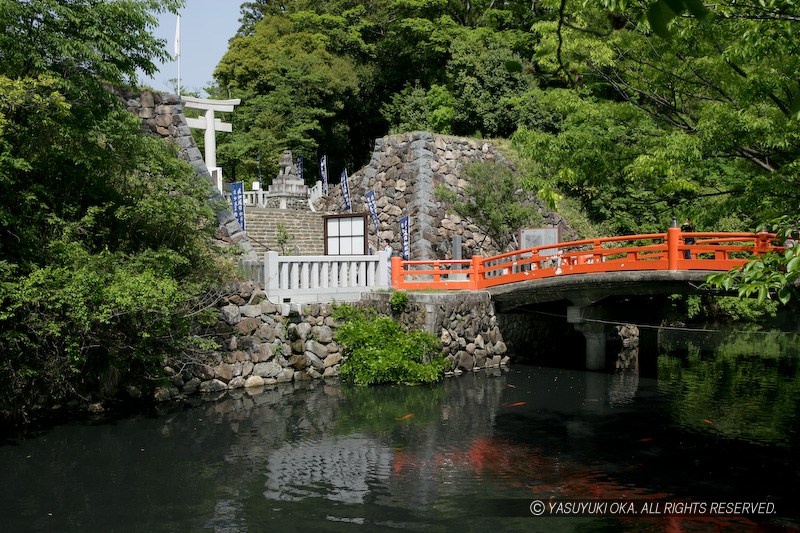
[240,251,390,304]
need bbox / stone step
[243,208,326,254]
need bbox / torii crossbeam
[182,96,241,192]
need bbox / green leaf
[647,0,674,38]
[778,287,792,305]
[504,60,523,73]
[683,0,710,19]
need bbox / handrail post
[391,256,402,288]
[376,250,388,288]
[265,251,279,292]
[469,255,483,289]
[667,227,680,270]
[755,231,770,256]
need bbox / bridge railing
[241,251,390,304]
[390,230,780,290]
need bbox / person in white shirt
[383,239,393,285]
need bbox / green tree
[214,13,360,183]
[447,27,538,136]
[452,162,540,250]
[334,305,448,386]
[0,0,235,423]
[382,83,456,134]
[527,0,800,298]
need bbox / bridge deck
[390,229,780,306]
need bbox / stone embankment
[319,132,578,260]
[156,285,509,400]
[360,292,510,372]
[112,88,255,258]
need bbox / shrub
[390,291,409,315]
[334,305,448,386]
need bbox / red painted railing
[390,229,779,290]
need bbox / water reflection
[264,435,393,503]
[658,330,800,447]
[0,333,797,531]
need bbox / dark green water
[1,331,798,532]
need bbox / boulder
[253,361,282,378]
[199,379,227,393]
[244,375,265,388]
[235,317,260,336]
[221,304,240,325]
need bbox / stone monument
[265,150,310,209]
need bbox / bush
[334,305,448,386]
[390,291,409,314]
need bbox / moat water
[1,330,798,532]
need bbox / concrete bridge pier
[567,305,608,370]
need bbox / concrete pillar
[265,251,279,294]
[568,304,607,371]
[574,321,607,370]
[452,235,462,260]
[204,108,216,169]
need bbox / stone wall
[156,285,510,400]
[113,88,255,258]
[317,131,578,260]
[262,196,310,210]
[360,292,510,373]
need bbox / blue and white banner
[365,190,380,240]
[341,169,351,212]
[400,215,410,260]
[296,155,304,182]
[230,182,245,230]
[320,155,328,194]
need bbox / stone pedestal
[266,150,309,209]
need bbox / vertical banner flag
[341,169,351,212]
[256,153,263,189]
[365,190,380,246]
[296,155,304,182]
[230,182,245,230]
[400,215,410,260]
[320,155,328,194]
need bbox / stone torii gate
[181,96,240,193]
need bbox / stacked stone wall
[351,292,509,373]
[317,131,578,260]
[113,88,255,258]
[156,285,510,400]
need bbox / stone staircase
[244,207,326,255]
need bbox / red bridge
[390,228,782,313]
[391,228,778,292]
[390,228,781,369]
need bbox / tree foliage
[217,0,800,302]
[520,0,800,299]
[214,1,545,183]
[0,0,235,423]
[450,162,540,250]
